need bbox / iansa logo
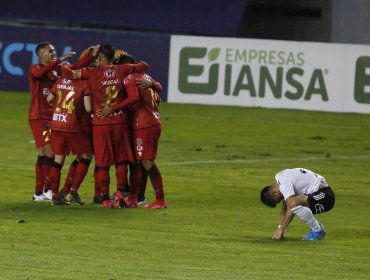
[178,46,329,101]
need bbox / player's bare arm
[272,201,294,240]
[96,104,113,117]
[91,44,100,56]
[46,93,55,105]
[84,96,92,113]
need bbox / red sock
[94,166,101,197]
[97,166,110,198]
[61,159,78,193]
[129,163,141,197]
[115,163,128,193]
[49,162,63,198]
[148,165,164,199]
[70,159,91,192]
[43,156,53,191]
[138,164,148,199]
[35,156,45,194]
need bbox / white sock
[291,206,321,231]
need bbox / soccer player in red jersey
[47,75,93,205]
[62,44,149,208]
[97,53,167,209]
[29,43,98,202]
[58,51,102,204]
[28,42,76,202]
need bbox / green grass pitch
[0,91,369,279]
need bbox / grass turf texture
[0,90,369,279]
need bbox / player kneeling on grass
[46,73,93,205]
[260,168,335,241]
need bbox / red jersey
[125,73,162,130]
[50,78,90,132]
[79,64,147,126]
[28,54,95,121]
[28,59,61,120]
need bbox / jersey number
[150,89,160,108]
[55,90,75,114]
[105,85,119,105]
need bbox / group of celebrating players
[28,42,167,209]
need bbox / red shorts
[51,130,93,155]
[29,119,51,148]
[93,123,134,166]
[133,125,161,161]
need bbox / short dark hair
[99,44,116,62]
[35,42,51,55]
[113,53,135,65]
[260,186,277,208]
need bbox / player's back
[126,73,161,129]
[82,65,130,125]
[276,168,324,196]
[50,78,88,132]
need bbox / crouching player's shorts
[133,125,162,161]
[307,186,335,214]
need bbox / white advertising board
[168,35,370,113]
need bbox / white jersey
[275,168,328,199]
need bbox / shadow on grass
[210,235,312,244]
[0,200,134,224]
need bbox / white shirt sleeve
[276,172,296,199]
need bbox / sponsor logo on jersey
[102,79,119,86]
[57,84,74,91]
[52,112,67,122]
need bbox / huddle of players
[28,42,167,209]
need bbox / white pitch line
[160,154,370,166]
[1,155,370,171]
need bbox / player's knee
[142,160,154,171]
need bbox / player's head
[35,42,56,63]
[114,49,126,59]
[260,185,282,207]
[98,44,115,65]
[79,46,98,67]
[113,53,136,65]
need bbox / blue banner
[0,24,170,100]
